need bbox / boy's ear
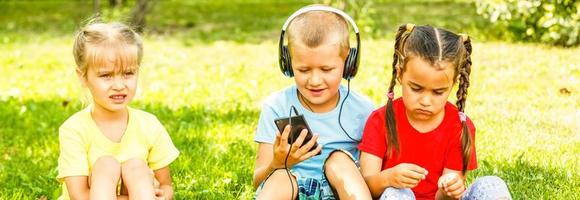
[76,68,87,87]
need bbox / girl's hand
[385,163,428,188]
[438,173,465,199]
[270,125,322,169]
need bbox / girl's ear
[76,68,87,87]
[396,64,402,83]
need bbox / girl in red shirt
[358,24,511,200]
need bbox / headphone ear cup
[343,48,358,80]
[282,46,293,77]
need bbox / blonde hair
[73,22,143,77]
[287,10,350,59]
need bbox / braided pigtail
[456,34,472,174]
[385,23,414,158]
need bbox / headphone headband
[281,5,360,33]
[279,5,361,80]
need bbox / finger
[407,164,428,176]
[444,177,462,193]
[403,168,427,181]
[438,177,446,188]
[280,125,291,146]
[446,184,465,199]
[274,130,281,146]
[298,133,318,153]
[406,182,419,189]
[397,181,418,189]
[291,129,308,150]
[299,138,322,160]
[441,174,458,189]
[399,176,421,186]
[391,176,418,188]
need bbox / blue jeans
[379,176,512,200]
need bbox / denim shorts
[254,149,357,200]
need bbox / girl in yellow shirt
[57,21,179,200]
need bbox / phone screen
[274,115,318,152]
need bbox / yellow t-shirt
[56,106,179,200]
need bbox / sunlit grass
[0,0,579,199]
[1,35,578,199]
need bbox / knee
[324,151,355,175]
[256,169,297,199]
[121,158,150,174]
[467,176,511,199]
[93,156,121,176]
[379,187,415,200]
[474,176,509,188]
[265,169,294,185]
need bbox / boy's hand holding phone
[270,125,322,169]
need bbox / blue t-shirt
[255,84,375,179]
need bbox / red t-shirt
[359,98,477,200]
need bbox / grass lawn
[0,0,578,199]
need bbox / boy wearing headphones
[253,5,374,199]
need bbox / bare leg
[121,158,155,200]
[324,151,372,200]
[256,169,298,200]
[90,156,121,200]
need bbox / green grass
[1,0,579,199]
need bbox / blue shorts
[254,149,358,200]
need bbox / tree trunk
[93,0,100,14]
[109,0,123,8]
[131,0,155,33]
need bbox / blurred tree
[130,0,156,33]
[476,0,580,47]
[109,0,123,8]
[94,0,100,14]
[315,0,379,36]
[93,0,155,33]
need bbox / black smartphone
[274,115,319,152]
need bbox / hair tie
[458,112,467,122]
[406,23,415,33]
[387,92,394,100]
[458,33,469,42]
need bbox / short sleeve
[444,117,477,171]
[358,109,387,158]
[57,125,89,181]
[147,120,179,170]
[254,102,279,144]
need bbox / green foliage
[476,0,580,46]
[0,0,500,43]
[99,5,135,24]
[315,0,379,36]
